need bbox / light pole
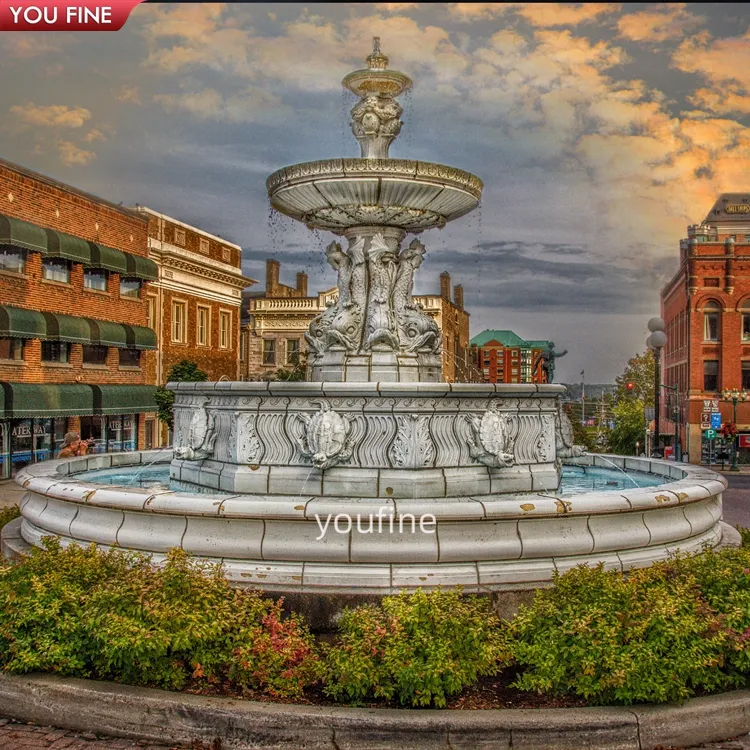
[646,318,667,458]
[720,388,749,471]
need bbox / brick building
[134,208,255,392]
[470,330,552,384]
[0,158,159,477]
[661,193,750,464]
[240,261,477,382]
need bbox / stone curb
[0,673,748,750]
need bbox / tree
[563,403,597,452]
[608,398,646,455]
[615,350,655,407]
[154,360,208,430]
[268,351,308,382]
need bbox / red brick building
[135,208,255,387]
[0,158,159,476]
[660,193,750,463]
[470,330,552,383]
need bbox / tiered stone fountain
[4,40,731,624]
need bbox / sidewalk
[0,479,23,511]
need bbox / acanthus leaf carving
[389,414,435,468]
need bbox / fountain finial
[366,36,389,70]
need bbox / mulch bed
[180,667,589,710]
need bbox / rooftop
[470,330,551,349]
[702,193,750,224]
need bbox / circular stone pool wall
[4,449,731,623]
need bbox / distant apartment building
[240,261,477,382]
[471,330,552,384]
[0,159,158,476]
[660,193,750,464]
[134,208,256,389]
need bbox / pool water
[78,464,669,495]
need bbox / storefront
[0,383,157,478]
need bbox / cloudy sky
[2,2,749,381]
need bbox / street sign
[704,399,720,411]
[704,429,717,440]
[710,412,722,429]
[700,411,711,429]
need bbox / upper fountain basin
[266,158,483,234]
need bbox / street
[719,472,750,530]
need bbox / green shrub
[324,589,507,707]
[0,542,321,698]
[735,526,750,548]
[0,539,138,675]
[505,562,738,705]
[0,505,20,534]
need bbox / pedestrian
[57,432,93,458]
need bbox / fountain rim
[266,157,484,199]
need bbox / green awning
[92,384,157,415]
[0,305,47,339]
[2,383,94,418]
[42,312,91,344]
[125,253,158,281]
[0,214,48,253]
[89,243,128,274]
[44,230,92,265]
[0,384,5,419]
[125,324,158,350]
[88,319,128,348]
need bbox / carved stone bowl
[266,158,483,233]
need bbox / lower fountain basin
[9,450,727,615]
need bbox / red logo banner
[0,0,144,31]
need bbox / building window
[199,238,210,254]
[263,339,276,365]
[703,360,719,391]
[0,338,23,361]
[174,227,186,246]
[742,301,750,340]
[703,301,720,341]
[42,258,70,283]
[0,246,26,274]
[119,277,141,299]
[119,348,141,368]
[743,363,750,391]
[171,301,187,343]
[286,338,300,364]
[41,341,69,363]
[84,269,108,291]
[146,296,156,330]
[197,306,210,346]
[219,311,231,349]
[83,344,108,365]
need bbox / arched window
[741,299,750,341]
[703,301,721,342]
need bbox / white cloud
[57,140,96,166]
[10,103,91,128]
[618,3,704,43]
[153,86,286,123]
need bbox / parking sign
[710,413,722,429]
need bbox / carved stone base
[309,351,442,382]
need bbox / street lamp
[720,388,749,471]
[646,318,667,458]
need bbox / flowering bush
[721,421,738,438]
[323,589,507,707]
[0,542,320,697]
